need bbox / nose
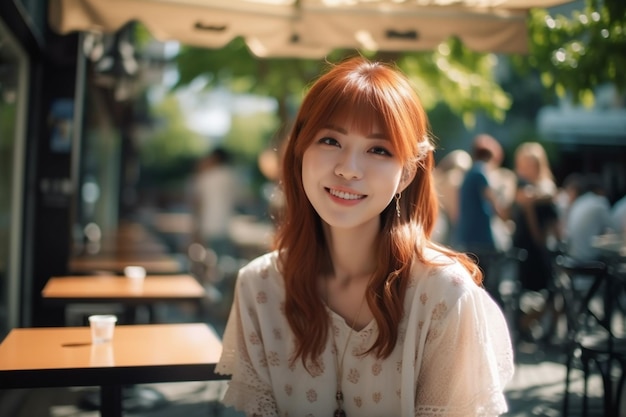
[334,150,362,180]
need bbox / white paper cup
[124,266,146,291]
[124,265,146,280]
[88,314,117,344]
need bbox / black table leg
[100,384,123,417]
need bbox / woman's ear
[398,166,417,193]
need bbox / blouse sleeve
[216,269,280,417]
[414,287,514,417]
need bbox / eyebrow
[324,124,387,140]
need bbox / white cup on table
[124,265,146,287]
[88,314,118,344]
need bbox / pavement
[505,340,592,417]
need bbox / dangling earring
[395,193,401,218]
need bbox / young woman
[216,56,514,416]
[512,141,559,292]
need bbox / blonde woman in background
[515,142,557,200]
[511,141,560,340]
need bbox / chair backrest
[554,255,610,339]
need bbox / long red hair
[273,56,482,369]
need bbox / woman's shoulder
[406,250,492,321]
[410,249,478,295]
[237,250,281,280]
[233,251,286,311]
[240,250,277,267]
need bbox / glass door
[0,18,29,337]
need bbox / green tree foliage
[223,111,280,163]
[520,0,626,105]
[174,37,510,129]
[138,93,206,185]
[221,111,282,193]
[394,40,510,127]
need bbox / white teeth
[329,189,362,200]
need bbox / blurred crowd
[433,134,626,342]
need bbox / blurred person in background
[487,158,517,254]
[192,147,242,260]
[512,141,559,292]
[564,173,612,262]
[453,134,510,299]
[432,149,472,245]
[511,141,560,341]
[555,172,585,240]
[454,134,508,252]
[611,193,626,235]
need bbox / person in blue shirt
[454,134,507,252]
[453,134,508,302]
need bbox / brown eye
[370,146,392,157]
[319,137,340,147]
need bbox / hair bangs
[293,59,428,167]
[328,95,384,137]
[327,87,425,167]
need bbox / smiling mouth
[326,188,366,200]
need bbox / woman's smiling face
[301,118,407,231]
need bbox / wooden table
[43,274,205,303]
[42,274,206,323]
[68,254,184,275]
[0,323,225,417]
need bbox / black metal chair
[556,254,626,417]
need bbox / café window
[0,18,28,337]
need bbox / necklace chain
[329,284,368,417]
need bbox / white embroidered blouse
[216,250,514,416]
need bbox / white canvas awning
[49,0,575,58]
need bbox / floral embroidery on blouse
[306,389,317,402]
[373,391,382,403]
[372,362,382,376]
[432,301,448,320]
[307,358,325,377]
[267,351,280,367]
[260,266,269,279]
[347,368,360,384]
[250,331,262,345]
[273,328,282,340]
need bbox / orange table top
[0,323,224,389]
[42,274,206,303]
